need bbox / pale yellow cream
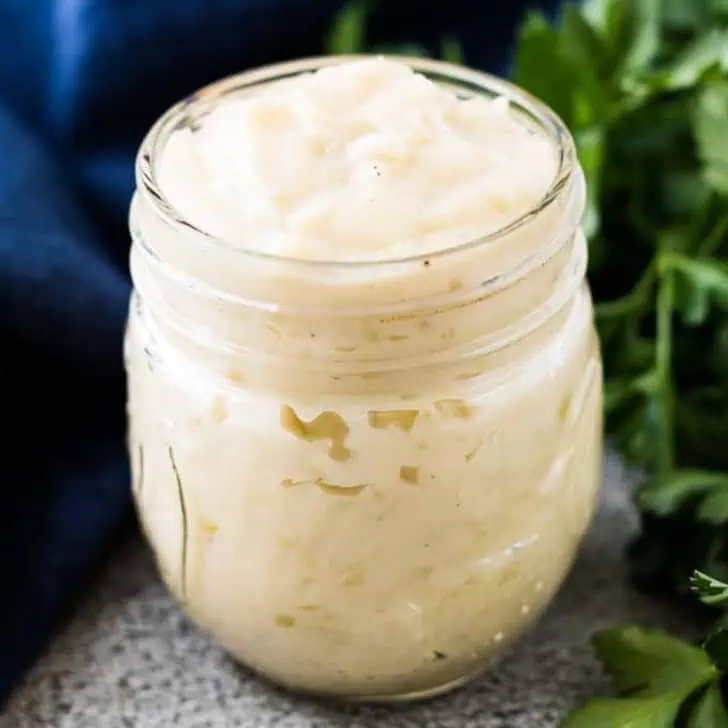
[158,58,557,261]
[126,57,602,700]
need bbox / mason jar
[125,56,602,702]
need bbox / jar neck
[131,153,583,311]
[129,163,586,394]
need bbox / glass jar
[126,56,602,702]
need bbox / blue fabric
[0,0,560,703]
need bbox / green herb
[561,579,728,725]
[168,446,189,604]
[691,681,728,728]
[692,571,728,606]
[325,0,370,56]
[511,1,728,722]
[440,37,465,65]
[324,2,464,62]
[563,625,726,727]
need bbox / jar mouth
[136,55,576,271]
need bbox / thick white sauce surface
[158,58,557,262]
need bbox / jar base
[239,661,482,705]
[336,672,478,704]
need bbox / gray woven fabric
[2,454,691,728]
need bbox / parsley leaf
[513,12,577,127]
[325,0,369,55]
[440,38,465,65]
[621,0,662,76]
[593,627,717,697]
[703,616,728,671]
[559,628,719,726]
[694,81,728,195]
[562,694,686,727]
[687,681,728,727]
[637,470,728,516]
[692,572,728,606]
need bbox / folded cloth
[0,0,559,704]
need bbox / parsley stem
[655,270,675,474]
[595,261,656,320]
[698,213,728,257]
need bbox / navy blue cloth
[0,0,560,703]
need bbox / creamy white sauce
[158,58,557,262]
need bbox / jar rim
[136,55,577,272]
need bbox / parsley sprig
[563,625,725,727]
[512,0,728,598]
[514,1,728,723]
[562,568,728,726]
